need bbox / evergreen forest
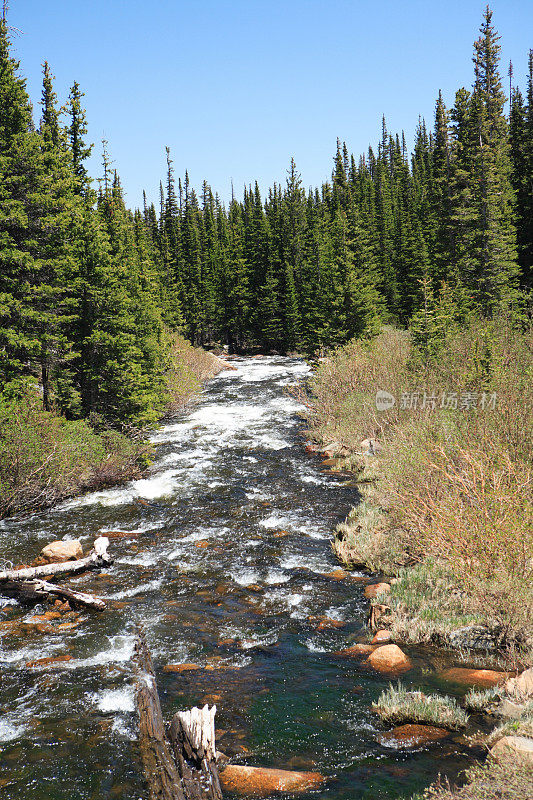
[1,7,532,430]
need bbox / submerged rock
[380,723,449,748]
[335,643,377,657]
[219,764,324,796]
[439,667,509,688]
[163,663,201,673]
[365,644,412,674]
[490,735,533,764]
[41,540,83,563]
[25,654,73,669]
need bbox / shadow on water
[0,357,477,798]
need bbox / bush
[0,385,149,517]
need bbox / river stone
[439,667,509,688]
[490,735,533,764]
[41,540,83,563]
[505,667,533,701]
[372,630,392,644]
[219,765,325,796]
[364,582,391,599]
[380,724,449,748]
[365,644,412,674]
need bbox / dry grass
[304,318,533,654]
[415,754,533,800]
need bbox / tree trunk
[134,629,186,800]
[0,578,107,610]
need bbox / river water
[0,357,476,799]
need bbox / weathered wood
[168,705,222,800]
[134,627,186,800]
[0,578,107,610]
[0,537,112,582]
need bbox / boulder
[219,765,324,796]
[365,644,412,674]
[372,630,392,644]
[490,735,533,764]
[41,540,83,563]
[380,724,449,748]
[439,667,509,688]
[505,667,533,702]
[364,582,390,599]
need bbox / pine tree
[467,6,519,312]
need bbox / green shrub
[0,385,149,517]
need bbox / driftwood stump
[168,706,222,800]
[134,627,222,800]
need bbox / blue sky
[9,0,533,208]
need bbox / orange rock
[219,765,325,797]
[316,618,345,631]
[335,644,377,656]
[364,582,391,599]
[439,667,510,688]
[25,654,73,669]
[56,622,80,632]
[380,724,449,747]
[105,530,142,540]
[365,644,412,674]
[163,663,201,673]
[324,569,349,580]
[372,630,392,644]
[272,530,290,538]
[195,540,210,548]
[32,612,62,622]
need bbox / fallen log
[168,705,222,800]
[0,578,107,610]
[134,628,186,800]
[134,627,222,800]
[0,537,112,582]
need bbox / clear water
[0,357,478,798]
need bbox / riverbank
[301,320,533,797]
[0,335,231,519]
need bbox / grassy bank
[0,335,229,518]
[302,320,533,660]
